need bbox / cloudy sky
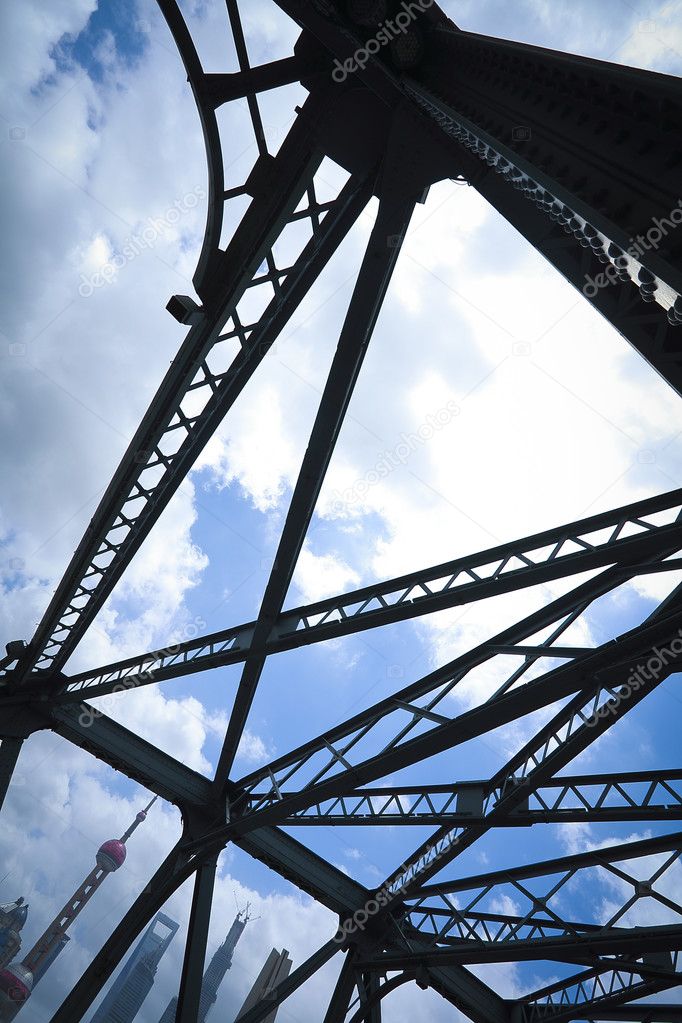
[1,0,682,1020]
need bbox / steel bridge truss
[1,1,682,1021]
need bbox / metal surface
[1,1,681,1021]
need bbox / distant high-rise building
[158,908,250,1023]
[0,797,157,1021]
[236,948,293,1023]
[90,913,178,1023]
[31,934,69,986]
[0,900,28,971]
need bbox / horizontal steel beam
[404,910,602,946]
[14,7,682,1023]
[59,488,682,701]
[360,924,682,967]
[513,954,681,1023]
[377,595,682,902]
[260,768,682,826]
[222,603,682,840]
[419,830,682,896]
[580,1008,682,1022]
[231,827,509,1023]
[202,56,306,105]
[49,704,214,808]
[234,826,369,918]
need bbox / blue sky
[1,0,682,1020]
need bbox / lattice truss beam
[1,1,681,1022]
[261,769,682,827]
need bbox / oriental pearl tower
[0,796,157,1020]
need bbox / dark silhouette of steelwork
[0,1,681,1020]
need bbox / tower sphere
[0,962,33,1002]
[97,839,127,872]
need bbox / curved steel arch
[156,0,226,297]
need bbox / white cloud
[2,0,681,1019]
[92,687,223,776]
[1,0,97,95]
[618,1,682,72]
[196,382,304,513]
[292,546,361,604]
[558,823,682,930]
[236,727,274,766]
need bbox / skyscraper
[0,901,28,972]
[0,797,156,1021]
[90,913,178,1023]
[158,908,250,1023]
[31,934,69,986]
[235,948,292,1023]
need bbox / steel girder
[583,1009,682,1022]
[226,575,682,833]
[273,2,682,394]
[0,738,22,813]
[43,560,678,1018]
[175,854,219,1022]
[512,955,682,1023]
[409,829,682,936]
[325,956,368,1023]
[361,926,682,966]
[371,616,682,904]
[211,181,422,789]
[9,554,682,1020]
[396,834,682,1022]
[391,831,682,1023]
[0,2,681,1022]
[2,98,372,687]
[55,487,682,702]
[405,81,682,397]
[253,769,682,827]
